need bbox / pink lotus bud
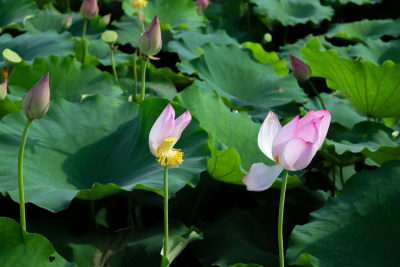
[100,13,111,26]
[80,0,98,20]
[0,80,7,101]
[290,54,311,83]
[197,0,208,10]
[242,109,331,191]
[61,14,73,30]
[139,15,162,57]
[21,73,50,120]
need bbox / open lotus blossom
[149,103,191,167]
[243,109,331,191]
[21,73,50,120]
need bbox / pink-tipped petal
[149,103,175,155]
[314,110,331,149]
[242,163,283,191]
[170,110,191,141]
[258,111,281,161]
[272,115,299,159]
[279,138,315,171]
[295,119,320,144]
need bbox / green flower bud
[139,15,162,57]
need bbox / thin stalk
[66,0,70,13]
[308,80,326,109]
[340,166,344,188]
[18,118,33,232]
[278,170,289,267]
[110,44,120,87]
[139,57,148,103]
[163,165,169,257]
[81,19,88,64]
[134,190,143,227]
[127,191,134,227]
[133,51,138,102]
[332,166,336,196]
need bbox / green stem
[81,19,88,64]
[308,80,326,109]
[139,57,148,103]
[134,190,143,227]
[133,51,138,103]
[127,191,134,227]
[340,166,344,188]
[66,0,70,13]
[278,170,289,267]
[163,165,169,257]
[18,118,33,232]
[332,166,336,196]
[110,45,120,87]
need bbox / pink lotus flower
[197,0,208,10]
[0,80,7,101]
[149,103,191,167]
[290,54,311,83]
[242,109,331,191]
[139,15,162,57]
[80,0,98,19]
[21,73,50,120]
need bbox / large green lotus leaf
[174,86,302,189]
[242,42,289,76]
[111,15,143,47]
[0,32,75,68]
[325,121,399,164]
[0,96,209,212]
[326,19,400,42]
[0,96,19,119]
[279,34,351,67]
[7,56,122,102]
[304,93,365,129]
[251,0,334,26]
[24,8,68,34]
[349,39,400,65]
[168,30,238,61]
[0,217,74,266]
[67,13,106,39]
[302,38,400,118]
[122,0,204,30]
[0,0,38,29]
[287,160,400,267]
[178,43,306,112]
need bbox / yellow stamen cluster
[131,0,147,9]
[156,137,183,168]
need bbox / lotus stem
[278,169,289,267]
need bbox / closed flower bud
[80,0,98,20]
[22,73,50,120]
[0,80,7,101]
[197,0,208,10]
[139,15,162,57]
[61,14,73,30]
[100,13,111,26]
[290,54,311,83]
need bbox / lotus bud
[290,54,311,83]
[197,0,208,10]
[21,73,50,120]
[80,0,98,20]
[0,80,7,101]
[139,15,162,57]
[61,14,73,30]
[100,13,111,26]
